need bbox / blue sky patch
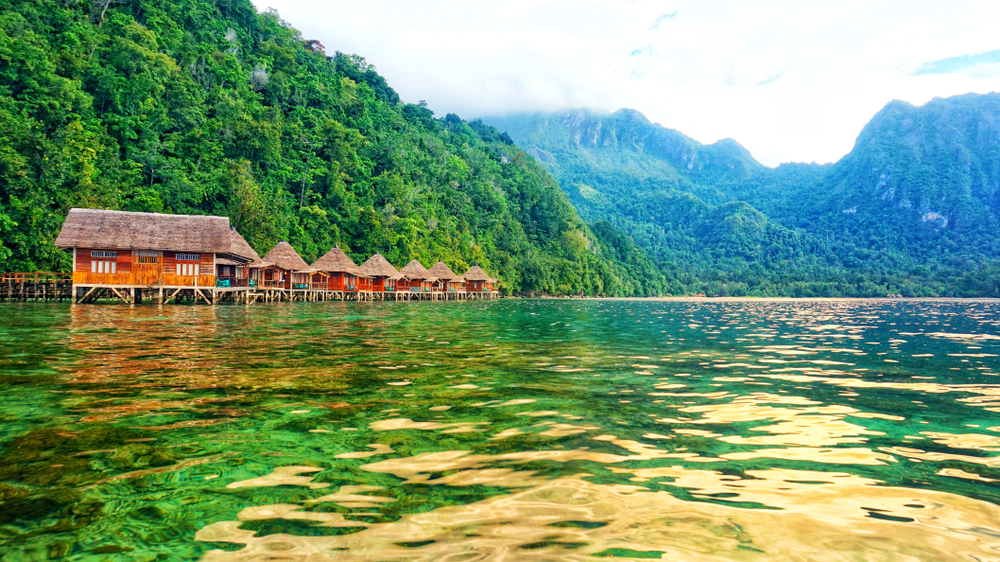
[651,12,678,30]
[915,48,1000,75]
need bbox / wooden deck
[58,283,500,305]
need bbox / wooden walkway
[2,282,498,305]
[1,273,73,302]
[0,272,500,305]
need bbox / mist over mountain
[485,94,1000,296]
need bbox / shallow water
[2,299,1000,561]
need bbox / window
[134,250,159,264]
[176,263,200,276]
[91,260,115,274]
[91,250,117,258]
[176,254,200,261]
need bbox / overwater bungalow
[261,241,312,290]
[311,246,362,292]
[215,229,259,288]
[461,265,499,295]
[55,208,256,303]
[427,261,462,295]
[359,253,401,296]
[398,259,434,294]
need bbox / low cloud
[253,0,1000,166]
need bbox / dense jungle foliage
[0,0,669,296]
[487,97,1000,297]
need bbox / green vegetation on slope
[487,100,1000,297]
[0,0,666,296]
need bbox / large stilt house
[359,253,401,293]
[461,265,499,294]
[261,241,312,289]
[55,208,255,288]
[398,259,434,293]
[311,246,362,292]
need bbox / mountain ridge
[483,92,1000,296]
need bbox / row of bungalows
[55,208,499,304]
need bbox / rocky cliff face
[811,94,1000,238]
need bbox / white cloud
[251,0,1000,166]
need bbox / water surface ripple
[2,299,1000,561]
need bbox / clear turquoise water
[1,299,1000,561]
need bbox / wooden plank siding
[162,252,216,287]
[161,274,216,287]
[72,248,133,285]
[71,248,217,286]
[319,272,359,291]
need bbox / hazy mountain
[484,94,1000,296]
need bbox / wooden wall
[74,248,132,274]
[71,249,217,286]
[162,252,213,277]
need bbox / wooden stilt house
[261,241,311,290]
[310,246,362,292]
[215,229,259,287]
[398,259,434,294]
[428,261,461,294]
[55,208,255,288]
[359,253,401,293]
[461,265,499,294]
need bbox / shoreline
[511,295,1000,302]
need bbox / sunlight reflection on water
[1,299,1000,560]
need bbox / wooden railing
[216,277,249,288]
[4,272,71,283]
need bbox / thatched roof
[311,246,362,275]
[461,265,497,283]
[399,259,430,280]
[217,229,264,265]
[262,241,310,271]
[428,261,460,281]
[360,253,402,279]
[55,208,251,258]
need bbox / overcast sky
[251,0,1000,166]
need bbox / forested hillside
[0,0,668,296]
[486,97,1000,297]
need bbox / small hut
[215,229,260,287]
[461,265,498,293]
[55,208,255,288]
[261,241,311,290]
[398,259,434,293]
[359,253,401,293]
[311,246,363,292]
[427,261,461,293]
